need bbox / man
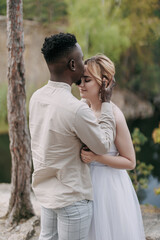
[29,32,115,240]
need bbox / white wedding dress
[88,142,145,240]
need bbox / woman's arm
[81,105,136,170]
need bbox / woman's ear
[68,59,76,71]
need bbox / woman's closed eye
[84,77,92,82]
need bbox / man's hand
[101,77,116,103]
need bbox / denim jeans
[39,200,93,240]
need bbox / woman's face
[78,65,100,100]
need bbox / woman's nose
[80,78,85,87]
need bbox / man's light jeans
[39,200,93,240]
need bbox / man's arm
[73,102,116,155]
[73,77,116,155]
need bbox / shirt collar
[47,80,71,92]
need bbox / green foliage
[152,124,160,195]
[65,0,160,99]
[121,0,159,45]
[131,128,147,152]
[0,84,8,133]
[152,123,160,144]
[0,0,6,15]
[0,0,67,23]
[154,187,160,195]
[23,0,67,23]
[119,48,160,98]
[0,83,38,134]
[129,128,154,192]
[117,0,160,98]
[65,0,131,62]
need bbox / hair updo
[84,54,115,86]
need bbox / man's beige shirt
[29,80,115,209]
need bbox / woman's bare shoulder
[111,102,126,123]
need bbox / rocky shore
[0,184,160,240]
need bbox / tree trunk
[6,0,34,226]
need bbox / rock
[141,205,160,240]
[0,216,40,240]
[0,16,50,88]
[112,88,154,120]
[0,183,41,240]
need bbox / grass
[0,122,8,134]
[0,83,8,134]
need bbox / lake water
[127,110,160,207]
[0,111,160,207]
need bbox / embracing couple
[29,33,145,240]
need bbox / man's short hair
[41,32,77,63]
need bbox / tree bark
[6,0,34,226]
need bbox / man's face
[71,43,84,84]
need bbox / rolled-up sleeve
[73,102,116,155]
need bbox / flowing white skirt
[88,162,145,240]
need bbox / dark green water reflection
[127,110,160,181]
[0,134,11,183]
[127,110,160,207]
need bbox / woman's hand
[101,77,116,103]
[81,149,98,163]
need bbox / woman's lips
[80,89,87,92]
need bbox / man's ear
[68,59,76,71]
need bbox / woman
[78,54,145,240]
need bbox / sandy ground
[0,184,41,240]
[0,184,41,216]
[0,184,160,240]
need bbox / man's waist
[32,174,93,209]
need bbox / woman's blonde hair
[84,54,115,86]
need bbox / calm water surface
[127,110,160,207]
